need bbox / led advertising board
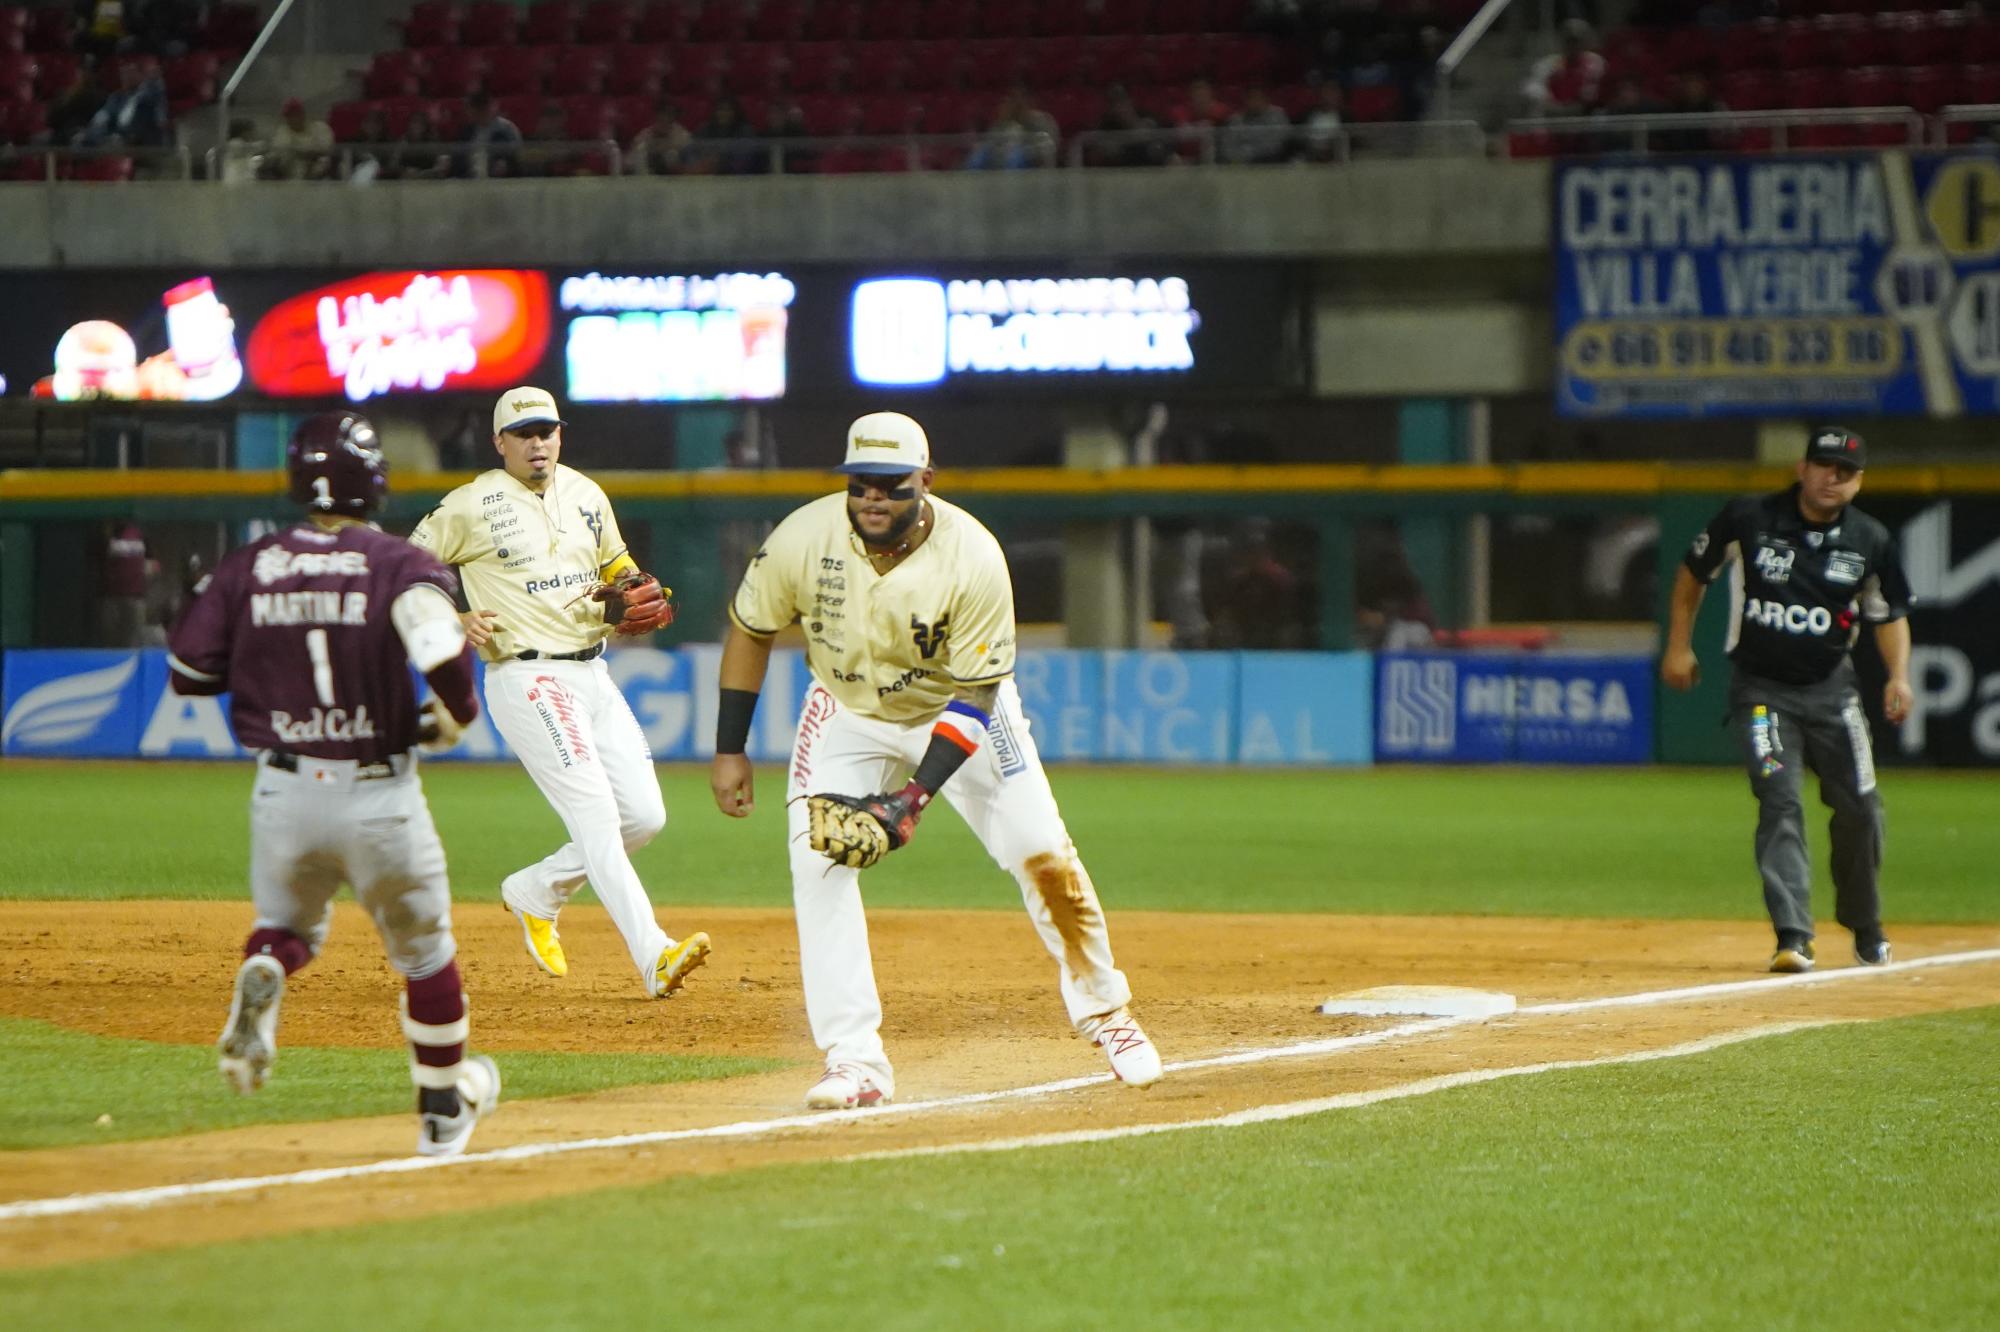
[560,271,793,402]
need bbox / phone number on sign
[1562,319,1905,380]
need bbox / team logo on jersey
[578,505,605,545]
[910,613,950,658]
[252,548,370,586]
[270,706,376,743]
[1826,552,1865,584]
[1805,531,1824,547]
[1752,544,1796,585]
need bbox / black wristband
[715,688,759,755]
[910,729,974,795]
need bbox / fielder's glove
[806,784,931,869]
[416,699,463,753]
[591,570,674,636]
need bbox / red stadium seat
[846,43,906,93]
[607,93,653,136]
[423,48,488,99]
[976,8,1039,39]
[562,93,616,138]
[605,45,664,96]
[1345,82,1404,122]
[33,49,79,100]
[1894,16,1956,69]
[464,2,519,45]
[1038,86,1104,134]
[689,3,746,42]
[1901,66,1954,116]
[328,100,371,141]
[26,4,71,53]
[1270,83,1316,119]
[552,46,610,94]
[1019,37,1086,89]
[631,2,688,43]
[1657,27,1717,75]
[1213,36,1275,87]
[428,96,471,139]
[751,1,806,43]
[577,1,635,45]
[901,40,963,92]
[1844,66,1898,108]
[1210,0,1253,28]
[1719,69,1780,113]
[401,2,460,50]
[730,45,788,94]
[1030,0,1091,37]
[163,51,220,106]
[860,4,921,42]
[489,45,555,93]
[65,154,135,181]
[959,39,1025,90]
[1153,0,1209,34]
[1780,67,1838,110]
[0,50,34,91]
[786,42,847,93]
[856,92,921,135]
[664,45,726,95]
[1774,21,1834,70]
[805,1,863,42]
[795,91,847,134]
[1830,20,1893,69]
[1959,64,2000,106]
[1093,0,1150,35]
[918,1,974,41]
[1079,35,1144,88]
[1146,35,1208,86]
[496,93,544,132]
[365,50,426,99]
[1965,22,2000,67]
[200,2,263,50]
[1714,22,1779,74]
[921,90,981,134]
[522,1,577,45]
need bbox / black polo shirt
[1684,484,1911,686]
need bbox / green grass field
[5,760,1997,1326]
[7,761,1998,920]
[6,1007,1996,1330]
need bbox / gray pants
[1728,666,1885,944]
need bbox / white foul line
[3,946,1997,1224]
[835,1021,1844,1164]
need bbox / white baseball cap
[493,385,565,436]
[838,411,931,475]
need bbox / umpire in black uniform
[1661,427,1914,974]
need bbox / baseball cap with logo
[494,386,565,436]
[838,411,931,475]
[1804,426,1866,470]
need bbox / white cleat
[804,1065,891,1110]
[217,955,286,1094]
[416,1055,502,1158]
[1084,1008,1164,1088]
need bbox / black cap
[1804,426,1866,470]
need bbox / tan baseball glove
[806,793,895,869]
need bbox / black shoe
[1770,936,1816,974]
[1854,934,1893,966]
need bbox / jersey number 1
[305,628,336,707]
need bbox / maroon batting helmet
[288,412,387,516]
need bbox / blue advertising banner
[1555,153,2000,418]
[1375,653,1654,764]
[3,648,1376,767]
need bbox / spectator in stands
[345,107,393,183]
[1520,19,1607,117]
[1593,75,1665,153]
[628,99,693,175]
[1171,79,1232,164]
[97,520,156,647]
[1355,523,1437,652]
[217,115,263,182]
[1209,520,1307,650]
[267,98,334,180]
[459,91,522,177]
[1404,23,1448,120]
[79,0,126,61]
[1224,87,1293,165]
[78,59,169,148]
[1087,85,1168,168]
[520,100,578,177]
[1647,72,1726,153]
[1298,82,1345,164]
[692,95,761,175]
[398,110,454,181]
[47,64,105,146]
[761,96,812,173]
[966,86,1058,170]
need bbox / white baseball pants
[483,656,669,977]
[785,680,1134,1091]
[248,751,456,980]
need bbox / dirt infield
[5,902,1999,1272]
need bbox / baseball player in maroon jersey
[168,412,501,1157]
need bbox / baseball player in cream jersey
[710,412,1162,1109]
[410,387,710,999]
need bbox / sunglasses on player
[847,474,918,501]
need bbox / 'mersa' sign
[851,276,1200,385]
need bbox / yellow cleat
[505,901,568,978]
[650,931,711,998]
